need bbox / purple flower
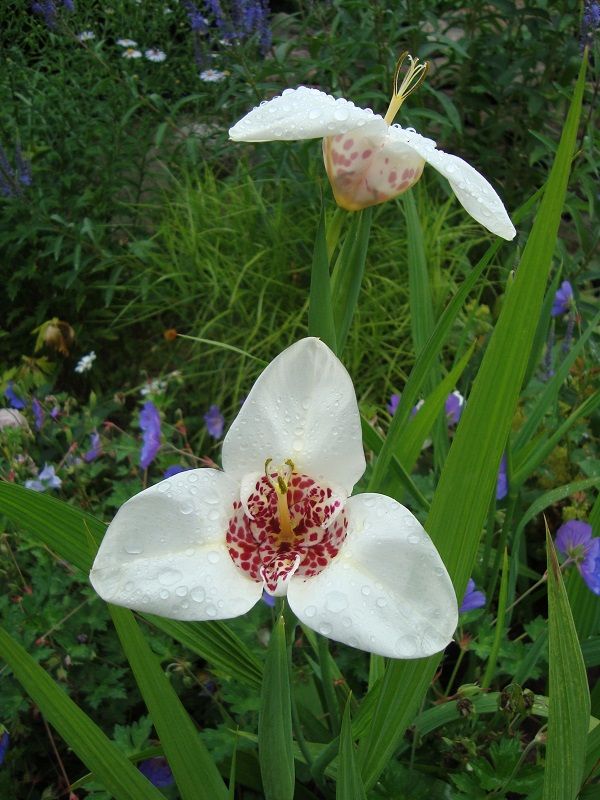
[387,393,400,415]
[460,579,486,612]
[32,398,44,431]
[496,455,508,500]
[204,404,225,439]
[445,390,465,426]
[183,0,209,31]
[25,463,62,492]
[556,520,600,595]
[551,280,573,317]
[83,431,102,463]
[0,730,9,765]
[582,1,600,46]
[0,144,32,197]
[163,464,191,479]
[138,757,174,788]
[4,381,26,410]
[139,402,161,469]
[50,405,60,419]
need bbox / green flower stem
[443,640,467,697]
[317,634,341,735]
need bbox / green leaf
[0,626,165,800]
[0,484,263,688]
[336,699,367,800]
[258,616,295,800]
[358,53,587,790]
[308,206,337,351]
[543,528,591,799]
[481,550,509,690]
[330,209,372,352]
[109,605,228,800]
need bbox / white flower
[145,48,167,62]
[0,409,28,430]
[90,338,457,658]
[229,54,516,240]
[76,30,96,42]
[116,38,138,47]
[122,48,143,59]
[199,69,227,83]
[140,378,168,396]
[75,351,96,374]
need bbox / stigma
[383,52,429,125]
[265,458,297,545]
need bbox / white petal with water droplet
[287,493,458,658]
[229,86,388,142]
[222,338,365,495]
[389,126,516,240]
[90,468,262,619]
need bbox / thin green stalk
[444,643,467,697]
[481,550,509,690]
[317,634,341,734]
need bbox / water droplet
[342,616,352,628]
[208,509,220,521]
[124,544,143,555]
[395,635,418,657]
[141,594,150,604]
[293,439,302,451]
[376,597,387,608]
[319,622,333,635]
[158,568,182,586]
[181,601,189,609]
[304,605,317,618]
[191,586,205,603]
[433,566,444,576]
[124,581,134,592]
[205,603,217,617]
[159,589,170,600]
[175,586,188,597]
[325,591,348,613]
[188,473,198,483]
[207,551,220,564]
[180,502,194,515]
[334,107,349,122]
[361,585,371,596]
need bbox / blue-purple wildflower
[83,431,102,463]
[496,455,508,500]
[0,730,9,765]
[556,520,600,595]
[444,390,465,426]
[582,1,600,47]
[460,579,486,612]
[30,0,74,29]
[0,144,32,198]
[163,464,191,479]
[4,381,26,410]
[138,757,174,788]
[32,398,44,431]
[183,1,209,32]
[551,280,573,317]
[204,404,225,439]
[25,463,62,492]
[387,393,400,415]
[139,402,162,469]
[50,404,61,420]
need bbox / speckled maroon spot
[226,473,346,594]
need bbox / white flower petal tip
[222,337,365,494]
[228,86,387,143]
[90,468,262,621]
[287,494,458,659]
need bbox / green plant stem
[317,634,341,735]
[310,736,339,786]
[482,493,498,582]
[444,642,467,697]
[488,488,519,606]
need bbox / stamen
[383,52,429,125]
[264,458,297,544]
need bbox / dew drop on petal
[304,605,317,618]
[319,622,333,635]
[124,543,143,555]
[159,589,170,599]
[191,586,206,603]
[158,568,182,586]
[205,603,217,617]
[325,591,349,613]
[361,585,371,596]
[376,597,388,608]
[207,550,220,564]
[124,581,134,592]
[175,586,188,597]
[180,502,194,515]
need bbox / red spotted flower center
[226,461,347,596]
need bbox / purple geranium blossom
[83,431,102,463]
[4,381,26,410]
[445,390,465,426]
[496,455,508,500]
[387,393,400,415]
[32,398,44,431]
[204,404,225,439]
[0,730,9,765]
[551,280,573,317]
[163,464,191,479]
[556,520,600,595]
[25,463,62,492]
[138,757,174,788]
[139,402,161,469]
[460,579,486,612]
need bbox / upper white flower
[229,54,516,240]
[75,351,96,374]
[90,338,458,658]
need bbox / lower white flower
[122,48,142,59]
[145,48,167,62]
[229,53,516,240]
[90,338,458,658]
[199,69,227,83]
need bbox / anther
[384,52,429,125]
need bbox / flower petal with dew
[229,55,516,240]
[460,578,486,612]
[139,402,161,470]
[551,280,574,317]
[116,38,137,47]
[145,48,167,62]
[204,404,225,439]
[556,520,600,595]
[91,338,457,658]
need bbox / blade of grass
[358,53,587,790]
[481,550,509,689]
[308,205,337,351]
[336,698,367,800]
[0,626,165,800]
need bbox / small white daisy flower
[145,48,167,62]
[122,48,143,59]
[199,69,227,83]
[75,351,96,374]
[76,30,96,42]
[116,38,138,47]
[140,378,168,397]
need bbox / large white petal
[90,469,262,620]
[229,86,388,143]
[287,493,458,658]
[389,126,516,240]
[222,338,366,496]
